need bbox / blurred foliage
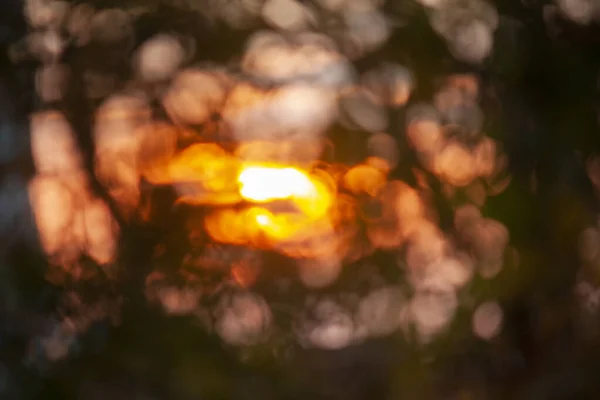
[2,0,600,399]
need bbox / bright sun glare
[238,165,316,202]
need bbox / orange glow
[141,140,421,258]
[144,143,243,205]
[143,144,336,248]
[239,164,333,218]
[220,161,334,248]
[342,163,387,196]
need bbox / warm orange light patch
[141,140,407,257]
[239,164,333,219]
[143,143,336,246]
[229,163,335,244]
[342,163,387,196]
[145,143,240,190]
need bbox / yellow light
[238,165,316,202]
[234,163,335,242]
[255,213,271,226]
[144,142,341,248]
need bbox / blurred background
[2,0,600,398]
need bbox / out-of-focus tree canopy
[1,0,600,399]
